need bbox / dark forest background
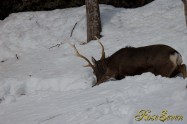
[0,0,154,20]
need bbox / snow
[0,0,187,123]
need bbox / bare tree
[85,0,102,43]
[182,0,187,27]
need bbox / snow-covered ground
[0,0,187,123]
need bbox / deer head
[70,37,109,86]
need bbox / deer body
[70,39,186,86]
[95,45,185,85]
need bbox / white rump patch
[169,52,183,67]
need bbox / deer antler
[69,43,94,69]
[95,36,105,60]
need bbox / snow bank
[0,0,187,123]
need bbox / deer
[70,38,187,87]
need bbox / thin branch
[48,42,64,49]
[70,22,78,37]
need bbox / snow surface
[0,0,187,123]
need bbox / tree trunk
[182,0,187,27]
[85,0,102,43]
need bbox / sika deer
[70,38,187,86]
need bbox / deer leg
[177,64,187,79]
[157,62,175,78]
[170,70,179,78]
[115,75,125,80]
[170,64,187,78]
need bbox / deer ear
[91,57,97,65]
